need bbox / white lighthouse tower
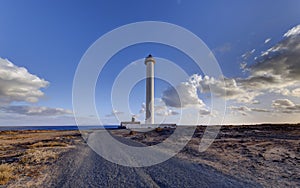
[120,55,176,129]
[145,54,155,124]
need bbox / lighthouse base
[121,123,176,130]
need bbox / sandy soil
[0,130,83,187]
[112,125,300,187]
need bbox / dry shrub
[0,131,18,135]
[0,164,14,185]
[30,141,67,148]
[20,149,58,165]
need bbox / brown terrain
[112,124,300,187]
[0,124,299,187]
[0,130,82,187]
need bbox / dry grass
[20,149,58,165]
[30,141,68,148]
[0,130,83,187]
[0,164,14,185]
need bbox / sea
[0,125,120,131]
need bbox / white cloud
[230,105,270,115]
[251,108,270,113]
[162,73,262,105]
[252,25,300,86]
[153,99,180,117]
[272,99,300,113]
[163,25,300,109]
[230,106,251,112]
[162,80,205,108]
[0,58,49,105]
[291,88,300,97]
[271,87,300,97]
[135,100,179,122]
[137,25,300,124]
[234,24,300,99]
[213,43,232,54]
[139,103,146,114]
[1,105,72,116]
[272,99,295,108]
[264,38,271,44]
[238,74,282,90]
[240,62,248,70]
[189,74,260,103]
[0,58,75,125]
[106,109,124,117]
[252,100,260,104]
[241,49,256,60]
[198,109,212,116]
[283,25,300,38]
[157,25,300,124]
[155,108,179,117]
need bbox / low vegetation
[20,149,58,165]
[0,164,14,185]
[30,141,68,148]
[0,130,82,186]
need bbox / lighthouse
[145,54,155,124]
[120,55,176,129]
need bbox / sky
[0,0,300,125]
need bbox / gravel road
[46,130,260,188]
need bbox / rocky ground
[0,125,299,187]
[112,124,300,187]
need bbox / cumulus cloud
[271,88,300,97]
[251,108,270,113]
[0,58,49,105]
[160,25,300,112]
[230,106,251,112]
[229,98,300,114]
[272,99,295,108]
[220,24,300,107]
[161,81,205,108]
[198,109,213,116]
[0,58,75,124]
[283,25,300,37]
[227,25,300,101]
[230,105,270,114]
[159,25,300,119]
[146,99,180,117]
[155,108,179,117]
[162,73,261,105]
[134,100,180,120]
[272,99,300,113]
[189,74,260,103]
[290,88,300,97]
[1,105,72,116]
[248,25,300,90]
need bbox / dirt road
[46,130,260,188]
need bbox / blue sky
[1,1,300,125]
